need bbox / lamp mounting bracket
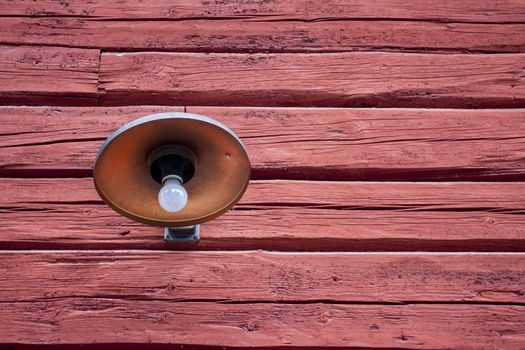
[164,225,200,242]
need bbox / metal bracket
[164,225,200,242]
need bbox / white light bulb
[158,178,188,213]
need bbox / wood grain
[0,106,185,177]
[2,106,524,181]
[1,251,524,348]
[2,299,524,349]
[2,0,524,23]
[2,251,524,303]
[0,46,99,106]
[2,178,524,251]
[98,52,525,108]
[2,17,524,53]
[3,1,525,349]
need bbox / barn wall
[1,1,525,348]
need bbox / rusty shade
[93,112,251,227]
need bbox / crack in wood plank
[1,106,525,181]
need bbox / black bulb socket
[149,145,195,184]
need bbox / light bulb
[158,177,188,213]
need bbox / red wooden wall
[1,0,525,348]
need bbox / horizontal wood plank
[2,17,524,53]
[2,251,524,303]
[98,52,525,108]
[0,46,99,106]
[2,0,524,23]
[2,300,524,348]
[2,178,525,251]
[1,106,524,181]
[0,106,184,177]
[1,251,524,348]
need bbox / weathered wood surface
[3,50,524,107]
[2,106,524,181]
[2,299,524,349]
[0,46,99,106]
[2,0,524,23]
[2,1,525,348]
[99,52,525,107]
[1,251,525,347]
[2,178,524,251]
[2,251,524,303]
[0,106,185,177]
[2,17,524,53]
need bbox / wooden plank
[1,300,524,348]
[1,106,524,181]
[2,251,524,303]
[2,178,525,251]
[0,46,99,106]
[98,52,525,108]
[2,17,524,53]
[1,251,524,348]
[0,106,184,177]
[2,0,524,23]
[189,106,525,180]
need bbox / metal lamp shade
[93,112,251,227]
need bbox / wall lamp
[93,113,251,242]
